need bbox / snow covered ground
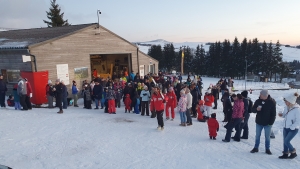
[0,77,300,169]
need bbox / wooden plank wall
[30,26,139,90]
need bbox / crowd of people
[0,72,299,159]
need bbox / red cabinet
[21,71,48,105]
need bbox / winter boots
[250,148,259,153]
[151,111,156,118]
[57,110,63,114]
[179,123,186,126]
[279,149,297,159]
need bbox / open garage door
[90,54,131,80]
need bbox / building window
[7,69,20,83]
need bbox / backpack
[248,99,253,113]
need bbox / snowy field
[0,77,300,169]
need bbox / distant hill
[136,39,300,62]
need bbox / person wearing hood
[0,74,7,108]
[278,92,300,159]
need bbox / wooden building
[0,23,159,91]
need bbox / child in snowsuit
[197,100,206,122]
[207,113,219,140]
[84,87,92,109]
[124,94,132,113]
[106,86,116,114]
[7,95,15,107]
[165,87,177,120]
[134,92,140,114]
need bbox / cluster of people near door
[1,72,299,159]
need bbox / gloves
[217,128,219,132]
[30,93,32,98]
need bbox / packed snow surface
[0,77,299,169]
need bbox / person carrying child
[207,113,219,140]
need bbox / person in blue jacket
[134,92,140,114]
[72,81,79,107]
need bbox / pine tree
[43,0,70,27]
[231,37,242,78]
[193,45,201,75]
[163,43,176,71]
[199,45,206,75]
[249,38,262,75]
[261,41,268,76]
[183,46,193,74]
[148,45,163,69]
[272,40,283,80]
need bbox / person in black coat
[0,74,7,108]
[93,81,103,109]
[54,79,63,114]
[223,92,233,123]
[250,90,276,154]
[190,84,198,117]
[212,85,219,109]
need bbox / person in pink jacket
[178,90,187,126]
[222,94,244,142]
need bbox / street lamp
[97,10,101,28]
[245,59,247,90]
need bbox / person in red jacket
[165,87,177,120]
[124,94,132,113]
[203,89,214,119]
[197,100,206,122]
[207,113,219,140]
[24,78,32,110]
[150,86,166,130]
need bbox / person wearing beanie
[278,92,300,159]
[250,89,276,155]
[165,87,177,120]
[207,113,219,140]
[140,85,150,116]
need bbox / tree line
[148,37,291,81]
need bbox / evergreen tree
[199,45,206,75]
[193,45,201,75]
[221,39,231,77]
[261,41,268,76]
[148,45,163,69]
[183,46,193,74]
[163,43,176,71]
[241,38,248,79]
[206,43,215,76]
[272,40,283,80]
[231,37,242,78]
[249,38,262,74]
[43,0,70,27]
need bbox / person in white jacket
[185,88,193,126]
[278,92,300,159]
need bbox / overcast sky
[1,0,299,45]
